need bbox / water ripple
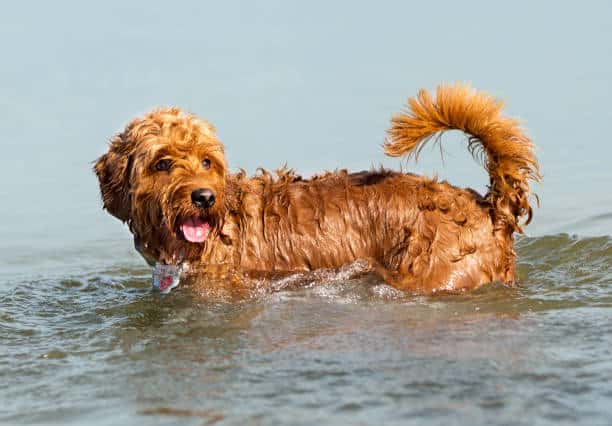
[1,233,611,425]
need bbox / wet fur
[95,84,540,294]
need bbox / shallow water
[2,0,612,424]
[2,234,611,425]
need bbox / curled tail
[385,83,540,233]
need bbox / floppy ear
[94,133,134,222]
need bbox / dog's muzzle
[191,188,216,209]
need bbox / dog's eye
[202,158,211,170]
[155,159,171,172]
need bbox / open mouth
[178,216,211,243]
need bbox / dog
[94,84,540,294]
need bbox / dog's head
[94,107,231,263]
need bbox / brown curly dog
[94,84,540,294]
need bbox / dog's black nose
[191,188,216,209]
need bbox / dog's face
[95,108,229,263]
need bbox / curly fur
[95,84,540,294]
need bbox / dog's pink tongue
[180,217,211,243]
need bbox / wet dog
[94,84,539,294]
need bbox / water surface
[1,1,611,424]
[2,235,611,425]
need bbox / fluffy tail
[384,83,540,234]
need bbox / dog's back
[236,84,539,293]
[237,166,511,293]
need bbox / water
[1,1,612,425]
[2,236,611,425]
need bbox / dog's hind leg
[373,248,495,295]
[370,261,427,294]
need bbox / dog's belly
[240,219,400,272]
